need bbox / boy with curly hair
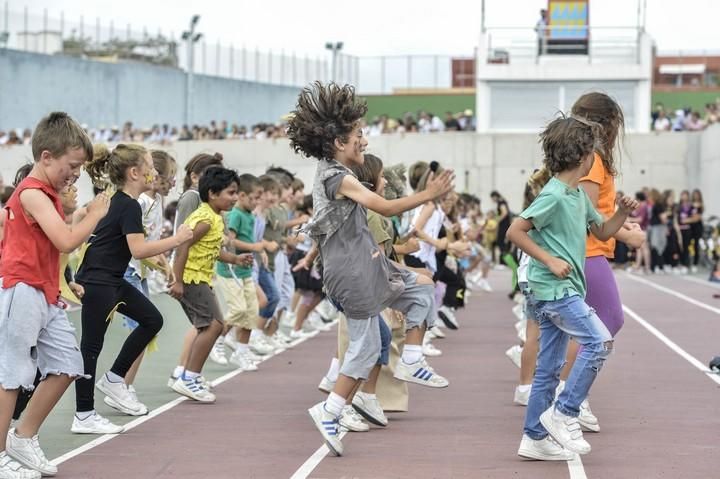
[287,82,454,456]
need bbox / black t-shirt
[76,191,144,286]
[650,203,665,226]
[497,200,512,231]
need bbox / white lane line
[624,273,720,315]
[622,305,720,387]
[50,327,329,466]
[567,454,588,479]
[678,274,720,290]
[289,431,347,479]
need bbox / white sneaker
[438,306,459,330]
[290,329,312,340]
[394,358,449,388]
[539,407,591,455]
[514,385,531,406]
[691,266,698,274]
[318,376,336,394]
[578,399,600,432]
[71,412,124,434]
[512,304,525,321]
[5,430,57,476]
[209,338,228,366]
[422,341,443,357]
[275,329,293,345]
[315,299,339,321]
[229,351,258,371]
[172,377,216,403]
[280,311,296,330]
[308,402,343,456]
[95,374,143,415]
[308,313,332,332]
[103,393,148,416]
[167,373,179,389]
[223,332,241,352]
[0,451,41,479]
[352,391,388,427]
[245,349,263,362]
[477,278,493,292]
[505,345,522,369]
[249,336,274,356]
[430,325,446,339]
[265,334,287,352]
[198,375,214,392]
[339,406,369,432]
[517,434,575,461]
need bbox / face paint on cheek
[144,172,155,185]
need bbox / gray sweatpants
[340,271,435,380]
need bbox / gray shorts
[0,282,87,391]
[179,282,224,329]
[340,315,382,380]
[387,270,436,331]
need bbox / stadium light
[325,41,344,82]
[182,15,202,127]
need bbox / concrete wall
[2,128,716,217]
[0,49,301,131]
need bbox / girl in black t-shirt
[71,144,193,435]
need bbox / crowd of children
[0,86,691,477]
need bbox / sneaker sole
[539,411,591,455]
[103,396,148,416]
[5,449,57,477]
[352,403,388,427]
[394,373,449,388]
[437,311,458,330]
[95,381,143,414]
[171,382,216,403]
[517,446,574,461]
[579,420,600,433]
[307,407,343,456]
[71,424,125,435]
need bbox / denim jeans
[121,267,150,329]
[257,266,280,320]
[523,291,612,440]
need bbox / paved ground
[29,270,720,478]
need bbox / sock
[105,371,124,383]
[326,357,340,382]
[324,392,345,417]
[518,384,532,393]
[182,370,200,381]
[401,345,423,365]
[76,410,94,421]
[173,366,185,378]
[237,343,250,354]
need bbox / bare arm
[127,224,192,260]
[507,217,572,278]
[338,170,453,218]
[20,189,109,253]
[580,180,645,248]
[589,196,639,242]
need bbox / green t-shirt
[367,210,394,258]
[216,207,255,279]
[520,177,603,301]
[263,205,288,272]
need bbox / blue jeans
[121,267,149,329]
[257,266,279,320]
[523,291,612,440]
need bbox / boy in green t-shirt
[507,116,638,460]
[213,174,278,371]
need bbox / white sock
[326,357,340,382]
[182,370,200,381]
[237,343,250,354]
[324,392,346,417]
[105,371,124,383]
[401,345,423,365]
[76,410,94,421]
[518,384,532,393]
[173,366,185,378]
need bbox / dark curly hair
[286,81,368,160]
[540,116,597,175]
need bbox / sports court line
[289,431,348,479]
[624,273,720,315]
[622,305,720,387]
[567,454,588,479]
[50,327,328,466]
[678,274,720,290]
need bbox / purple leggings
[584,255,624,337]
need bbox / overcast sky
[19,0,720,58]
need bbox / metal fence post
[23,6,27,50]
[43,8,48,53]
[242,46,247,80]
[215,41,220,76]
[229,43,234,78]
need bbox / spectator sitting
[653,109,671,131]
[686,111,706,131]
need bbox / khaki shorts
[214,276,259,330]
[179,282,224,329]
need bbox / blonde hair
[86,144,148,189]
[523,168,552,209]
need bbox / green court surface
[36,294,234,460]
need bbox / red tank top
[0,177,63,304]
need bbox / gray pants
[340,271,436,380]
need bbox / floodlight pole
[325,41,343,82]
[183,15,202,127]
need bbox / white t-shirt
[653,117,671,131]
[517,251,531,284]
[410,204,445,273]
[129,192,164,275]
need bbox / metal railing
[483,26,643,65]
